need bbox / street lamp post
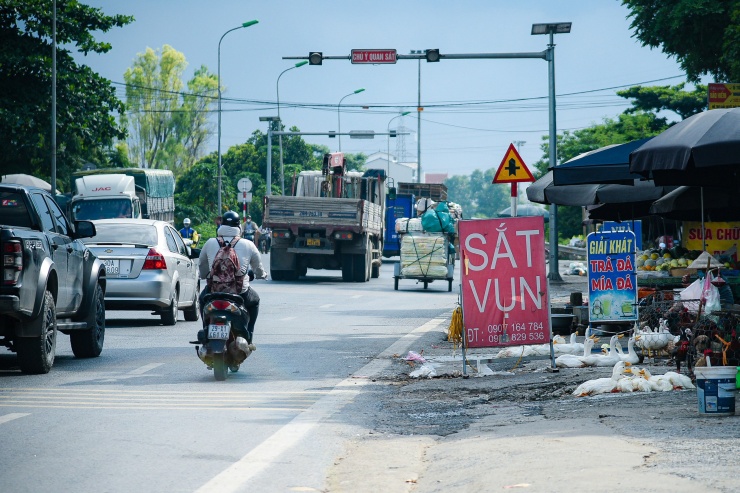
[532,22,571,282]
[276,60,308,195]
[387,111,411,178]
[259,116,280,196]
[217,20,258,216]
[337,88,365,152]
[411,50,423,183]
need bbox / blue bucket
[695,366,737,416]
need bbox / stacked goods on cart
[400,234,448,277]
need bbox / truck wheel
[394,277,399,290]
[341,254,354,282]
[16,290,57,374]
[371,262,380,278]
[448,280,453,292]
[183,288,200,322]
[352,254,365,282]
[71,283,105,358]
[161,291,178,326]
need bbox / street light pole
[532,22,571,282]
[337,88,365,152]
[417,54,422,184]
[387,111,411,178]
[217,20,258,216]
[276,60,308,195]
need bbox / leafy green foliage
[444,169,509,219]
[122,45,217,176]
[617,83,707,119]
[622,0,740,82]
[0,0,132,191]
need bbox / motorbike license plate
[103,259,119,275]
[208,324,230,340]
[307,238,320,246]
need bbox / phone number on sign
[466,322,546,344]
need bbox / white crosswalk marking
[0,413,30,424]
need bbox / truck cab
[69,174,141,221]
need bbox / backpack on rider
[207,236,245,294]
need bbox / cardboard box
[670,268,697,278]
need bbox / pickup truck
[0,184,107,374]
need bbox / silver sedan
[80,219,200,325]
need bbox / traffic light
[389,130,397,138]
[425,49,440,62]
[308,52,323,65]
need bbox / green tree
[444,169,508,219]
[0,0,132,190]
[622,0,740,83]
[123,45,217,175]
[617,83,707,119]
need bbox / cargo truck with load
[383,182,449,258]
[263,153,385,282]
[68,168,175,224]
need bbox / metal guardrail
[545,243,587,259]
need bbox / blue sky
[76,0,693,178]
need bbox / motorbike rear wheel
[213,353,227,381]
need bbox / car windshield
[73,199,132,220]
[81,223,157,246]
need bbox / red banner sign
[459,217,549,348]
[351,49,397,64]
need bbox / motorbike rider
[198,211,266,344]
[242,215,259,243]
[179,218,200,246]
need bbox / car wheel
[71,283,105,358]
[161,291,178,326]
[183,288,200,322]
[16,290,57,374]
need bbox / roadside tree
[0,0,132,190]
[122,45,217,175]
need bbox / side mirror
[189,248,201,260]
[74,220,96,239]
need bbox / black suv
[0,184,106,373]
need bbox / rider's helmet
[222,211,240,228]
[183,218,191,227]
[246,215,252,222]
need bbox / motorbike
[258,234,271,254]
[192,292,254,381]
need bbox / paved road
[0,255,458,493]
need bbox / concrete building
[364,152,417,184]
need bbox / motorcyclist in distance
[198,211,267,344]
[179,218,200,246]
[242,215,259,243]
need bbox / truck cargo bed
[264,196,382,234]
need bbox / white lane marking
[351,295,362,299]
[195,318,446,493]
[0,413,30,425]
[280,316,297,321]
[127,363,164,375]
[318,304,334,309]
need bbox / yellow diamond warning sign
[493,144,535,184]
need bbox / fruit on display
[635,247,702,273]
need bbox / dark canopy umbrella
[585,201,655,221]
[527,171,674,208]
[649,186,740,221]
[630,108,740,186]
[497,204,549,222]
[526,171,599,206]
[552,138,652,186]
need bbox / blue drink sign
[587,230,638,323]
